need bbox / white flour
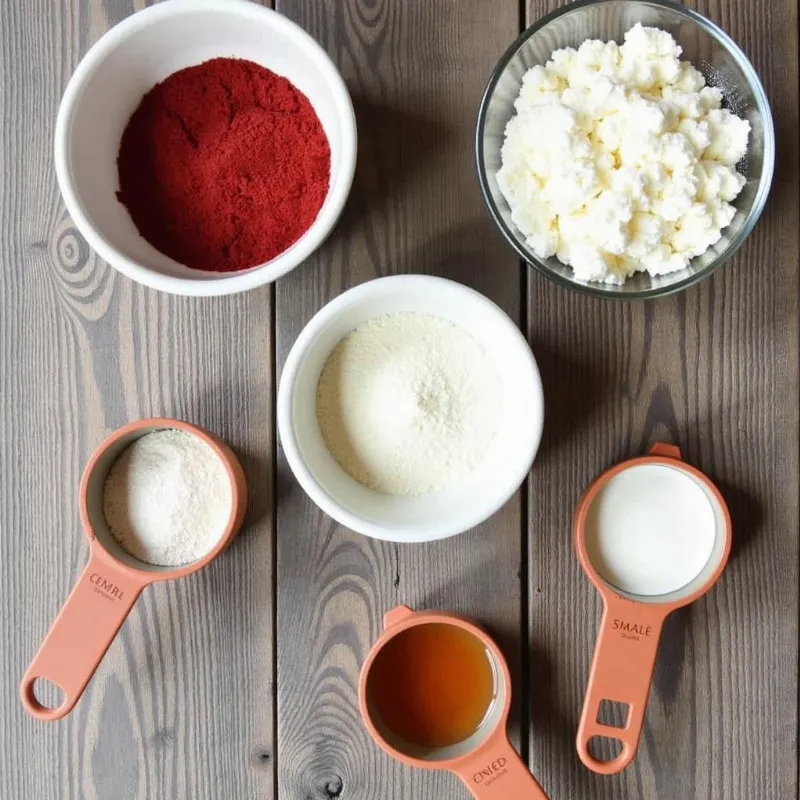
[103,428,232,566]
[316,312,501,496]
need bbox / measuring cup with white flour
[574,443,731,774]
[20,418,247,720]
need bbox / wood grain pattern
[525,1,800,799]
[0,2,275,798]
[273,2,525,798]
[2,0,798,798]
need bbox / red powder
[116,58,331,272]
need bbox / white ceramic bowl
[55,0,357,296]
[277,276,544,542]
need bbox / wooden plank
[525,1,800,799]
[274,1,522,797]
[0,2,275,797]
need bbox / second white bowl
[56,0,357,296]
[278,275,544,543]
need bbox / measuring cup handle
[576,598,666,774]
[20,553,144,720]
[453,734,549,799]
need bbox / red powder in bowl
[116,58,331,273]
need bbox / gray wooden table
[2,1,798,798]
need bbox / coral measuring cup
[20,418,247,721]
[574,443,731,774]
[359,605,549,799]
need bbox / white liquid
[584,464,717,597]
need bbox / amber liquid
[367,623,496,749]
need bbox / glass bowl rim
[475,0,776,300]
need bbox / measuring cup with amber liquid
[359,605,549,799]
[20,418,247,720]
[574,443,732,774]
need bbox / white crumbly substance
[316,312,501,496]
[497,23,751,284]
[103,429,232,566]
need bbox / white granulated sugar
[103,428,232,567]
[497,23,750,284]
[316,312,502,496]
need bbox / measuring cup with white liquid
[574,443,731,774]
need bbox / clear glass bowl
[475,0,775,299]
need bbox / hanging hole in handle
[588,735,623,762]
[597,699,630,729]
[28,678,66,712]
